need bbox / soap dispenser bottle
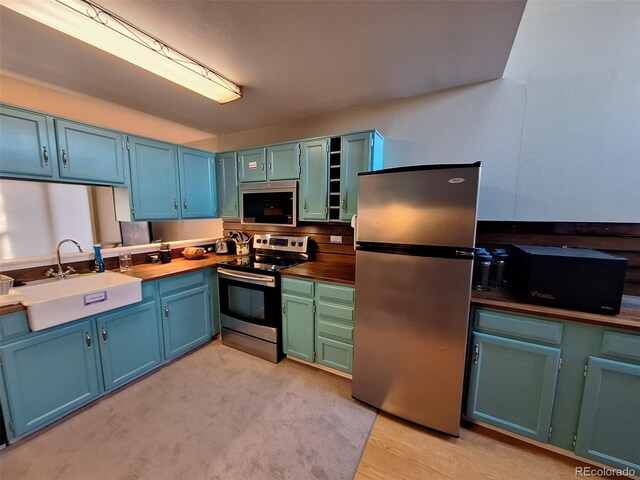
[93,244,105,273]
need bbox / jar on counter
[473,249,493,291]
[490,248,509,289]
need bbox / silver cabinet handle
[173,199,178,211]
[164,306,169,319]
[303,198,307,211]
[233,200,237,209]
[269,161,273,174]
[474,344,479,364]
[86,332,92,349]
[183,199,187,210]
[101,327,107,343]
[282,303,286,315]
[43,146,49,166]
[341,197,346,212]
[261,162,265,171]
[62,149,68,167]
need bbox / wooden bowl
[181,247,206,260]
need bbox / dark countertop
[280,261,356,285]
[471,289,640,331]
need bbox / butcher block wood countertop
[471,289,640,331]
[280,261,356,285]
[120,254,239,282]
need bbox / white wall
[215,0,640,222]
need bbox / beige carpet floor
[0,340,376,480]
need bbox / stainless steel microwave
[240,181,297,226]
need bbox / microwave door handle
[218,268,276,287]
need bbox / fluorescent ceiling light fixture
[1,0,242,104]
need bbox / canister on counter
[160,243,172,263]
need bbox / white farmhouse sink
[17,271,142,331]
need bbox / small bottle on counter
[490,248,509,288]
[93,244,105,273]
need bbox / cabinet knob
[303,198,307,211]
[173,199,178,211]
[341,197,346,212]
[474,344,479,364]
[282,303,286,315]
[101,327,108,343]
[42,146,49,166]
[183,199,187,210]
[62,149,68,167]
[164,306,169,319]
[85,332,92,349]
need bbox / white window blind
[0,180,95,260]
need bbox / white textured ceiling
[0,1,526,135]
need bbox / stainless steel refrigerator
[352,162,481,436]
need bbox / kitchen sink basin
[16,271,142,331]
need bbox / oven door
[218,268,281,343]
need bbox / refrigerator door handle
[456,250,474,258]
[351,214,357,250]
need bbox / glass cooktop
[220,255,304,273]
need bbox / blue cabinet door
[282,293,315,362]
[299,139,328,221]
[0,105,55,179]
[96,300,162,391]
[340,133,371,221]
[239,147,267,182]
[467,332,561,442]
[0,319,101,436]
[574,357,640,471]
[216,152,240,218]
[55,119,126,185]
[267,142,300,180]
[161,286,211,360]
[178,147,217,218]
[129,136,181,220]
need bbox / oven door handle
[218,268,276,287]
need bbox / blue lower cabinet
[0,320,102,437]
[161,286,211,360]
[282,293,315,362]
[96,299,163,391]
[466,332,561,442]
[574,357,640,471]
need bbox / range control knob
[262,239,268,244]
[297,242,303,247]
[290,241,295,246]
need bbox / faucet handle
[64,266,76,275]
[45,268,57,278]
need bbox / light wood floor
[355,413,616,480]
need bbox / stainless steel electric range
[217,234,309,362]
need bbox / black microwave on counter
[241,181,297,227]
[510,245,627,315]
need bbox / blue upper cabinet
[300,139,329,221]
[0,105,56,179]
[128,136,181,220]
[574,357,640,471]
[340,132,372,221]
[266,142,300,181]
[239,147,267,183]
[178,147,217,218]
[54,119,126,185]
[216,151,240,218]
[466,332,561,443]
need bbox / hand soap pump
[93,244,105,273]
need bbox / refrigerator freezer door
[356,165,479,248]
[352,249,473,436]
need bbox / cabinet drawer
[316,336,353,374]
[159,271,206,296]
[316,301,354,324]
[317,282,354,304]
[474,308,563,345]
[0,311,30,343]
[601,331,640,362]
[282,277,314,297]
[317,319,353,344]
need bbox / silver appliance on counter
[352,162,481,436]
[217,234,309,362]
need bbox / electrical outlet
[330,235,343,244]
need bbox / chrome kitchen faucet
[46,238,84,280]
